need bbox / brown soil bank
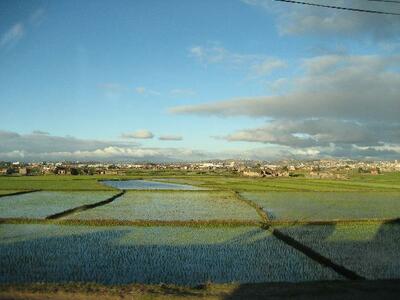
[1,280,400,300]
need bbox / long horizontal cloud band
[171,55,400,122]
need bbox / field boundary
[0,217,261,227]
[270,227,365,280]
[233,191,270,222]
[45,191,126,220]
[269,218,400,226]
[2,280,400,300]
[0,190,40,198]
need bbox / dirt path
[2,280,400,300]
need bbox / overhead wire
[273,0,400,15]
[365,0,400,4]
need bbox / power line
[273,0,400,15]
[366,0,400,4]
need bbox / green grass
[241,192,400,221]
[0,191,117,219]
[0,224,340,285]
[67,191,261,222]
[278,223,400,279]
[1,172,400,192]
[157,174,400,192]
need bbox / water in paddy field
[100,179,202,190]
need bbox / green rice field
[0,191,117,219]
[0,173,400,288]
[0,224,340,285]
[67,191,261,221]
[278,223,400,279]
[1,172,400,191]
[241,192,400,221]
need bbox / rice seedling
[278,223,400,279]
[241,192,400,221]
[0,191,117,219]
[0,224,341,285]
[67,191,262,221]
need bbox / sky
[0,0,399,162]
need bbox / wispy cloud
[121,130,154,139]
[189,44,259,65]
[159,135,183,141]
[135,86,161,96]
[29,8,45,26]
[251,58,287,77]
[0,23,24,49]
[189,43,286,78]
[1,8,46,50]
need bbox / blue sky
[1,0,400,161]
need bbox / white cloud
[172,53,400,159]
[222,119,400,148]
[0,130,137,154]
[251,58,287,77]
[1,129,398,162]
[121,130,154,139]
[0,130,204,162]
[241,0,400,41]
[159,135,183,141]
[0,23,24,49]
[134,86,161,96]
[171,54,400,122]
[189,43,286,77]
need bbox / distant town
[1,159,399,179]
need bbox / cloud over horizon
[0,129,398,162]
[159,135,183,141]
[0,130,201,162]
[172,53,400,159]
[121,130,154,139]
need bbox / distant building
[19,167,28,175]
[242,168,264,177]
